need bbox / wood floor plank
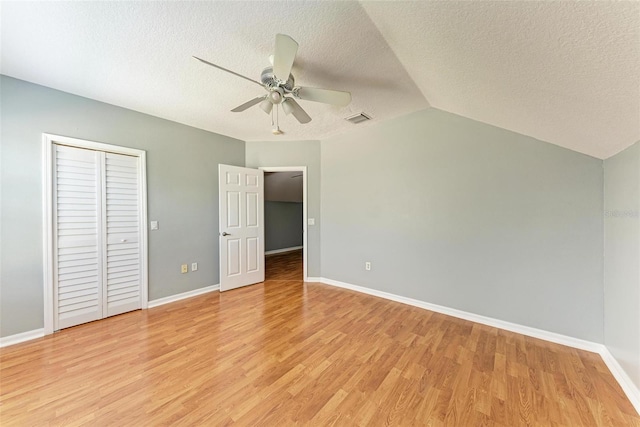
[1,249,638,425]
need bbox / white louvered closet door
[53,145,142,330]
[104,152,142,317]
[54,145,103,330]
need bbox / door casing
[259,166,308,281]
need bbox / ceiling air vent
[345,112,372,124]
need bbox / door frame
[259,166,308,281]
[42,133,148,335]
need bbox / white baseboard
[0,328,45,348]
[319,277,601,352]
[599,347,640,414]
[148,284,219,308]
[265,246,303,256]
[318,277,639,415]
[1,286,220,347]
[1,278,638,414]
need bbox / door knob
[221,232,230,236]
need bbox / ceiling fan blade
[231,96,266,112]
[282,98,311,124]
[294,87,351,106]
[193,56,263,87]
[273,34,298,82]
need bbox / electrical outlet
[181,264,188,274]
[365,262,371,271]
[191,262,198,272]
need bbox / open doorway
[260,167,307,281]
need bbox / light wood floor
[1,250,638,426]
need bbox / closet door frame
[43,133,148,335]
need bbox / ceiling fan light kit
[281,98,294,115]
[259,98,273,114]
[194,33,351,134]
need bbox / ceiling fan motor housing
[261,67,295,92]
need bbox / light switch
[308,218,315,226]
[150,221,159,230]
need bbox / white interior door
[219,164,264,291]
[104,152,142,317]
[54,145,103,330]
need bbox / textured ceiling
[362,1,640,158]
[1,1,639,158]
[0,1,427,143]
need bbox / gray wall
[245,140,321,277]
[3,75,629,353]
[0,76,245,337]
[604,141,640,390]
[265,201,303,252]
[321,108,604,342]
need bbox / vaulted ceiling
[2,1,638,159]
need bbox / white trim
[599,348,640,414]
[3,285,219,346]
[259,167,308,281]
[139,151,149,309]
[148,285,219,308]
[42,133,149,334]
[265,246,303,256]
[42,137,54,335]
[317,276,640,414]
[99,151,107,324]
[319,277,601,352]
[44,133,147,157]
[0,329,45,348]
[3,275,639,413]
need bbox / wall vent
[345,112,372,124]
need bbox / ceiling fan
[193,34,351,134]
